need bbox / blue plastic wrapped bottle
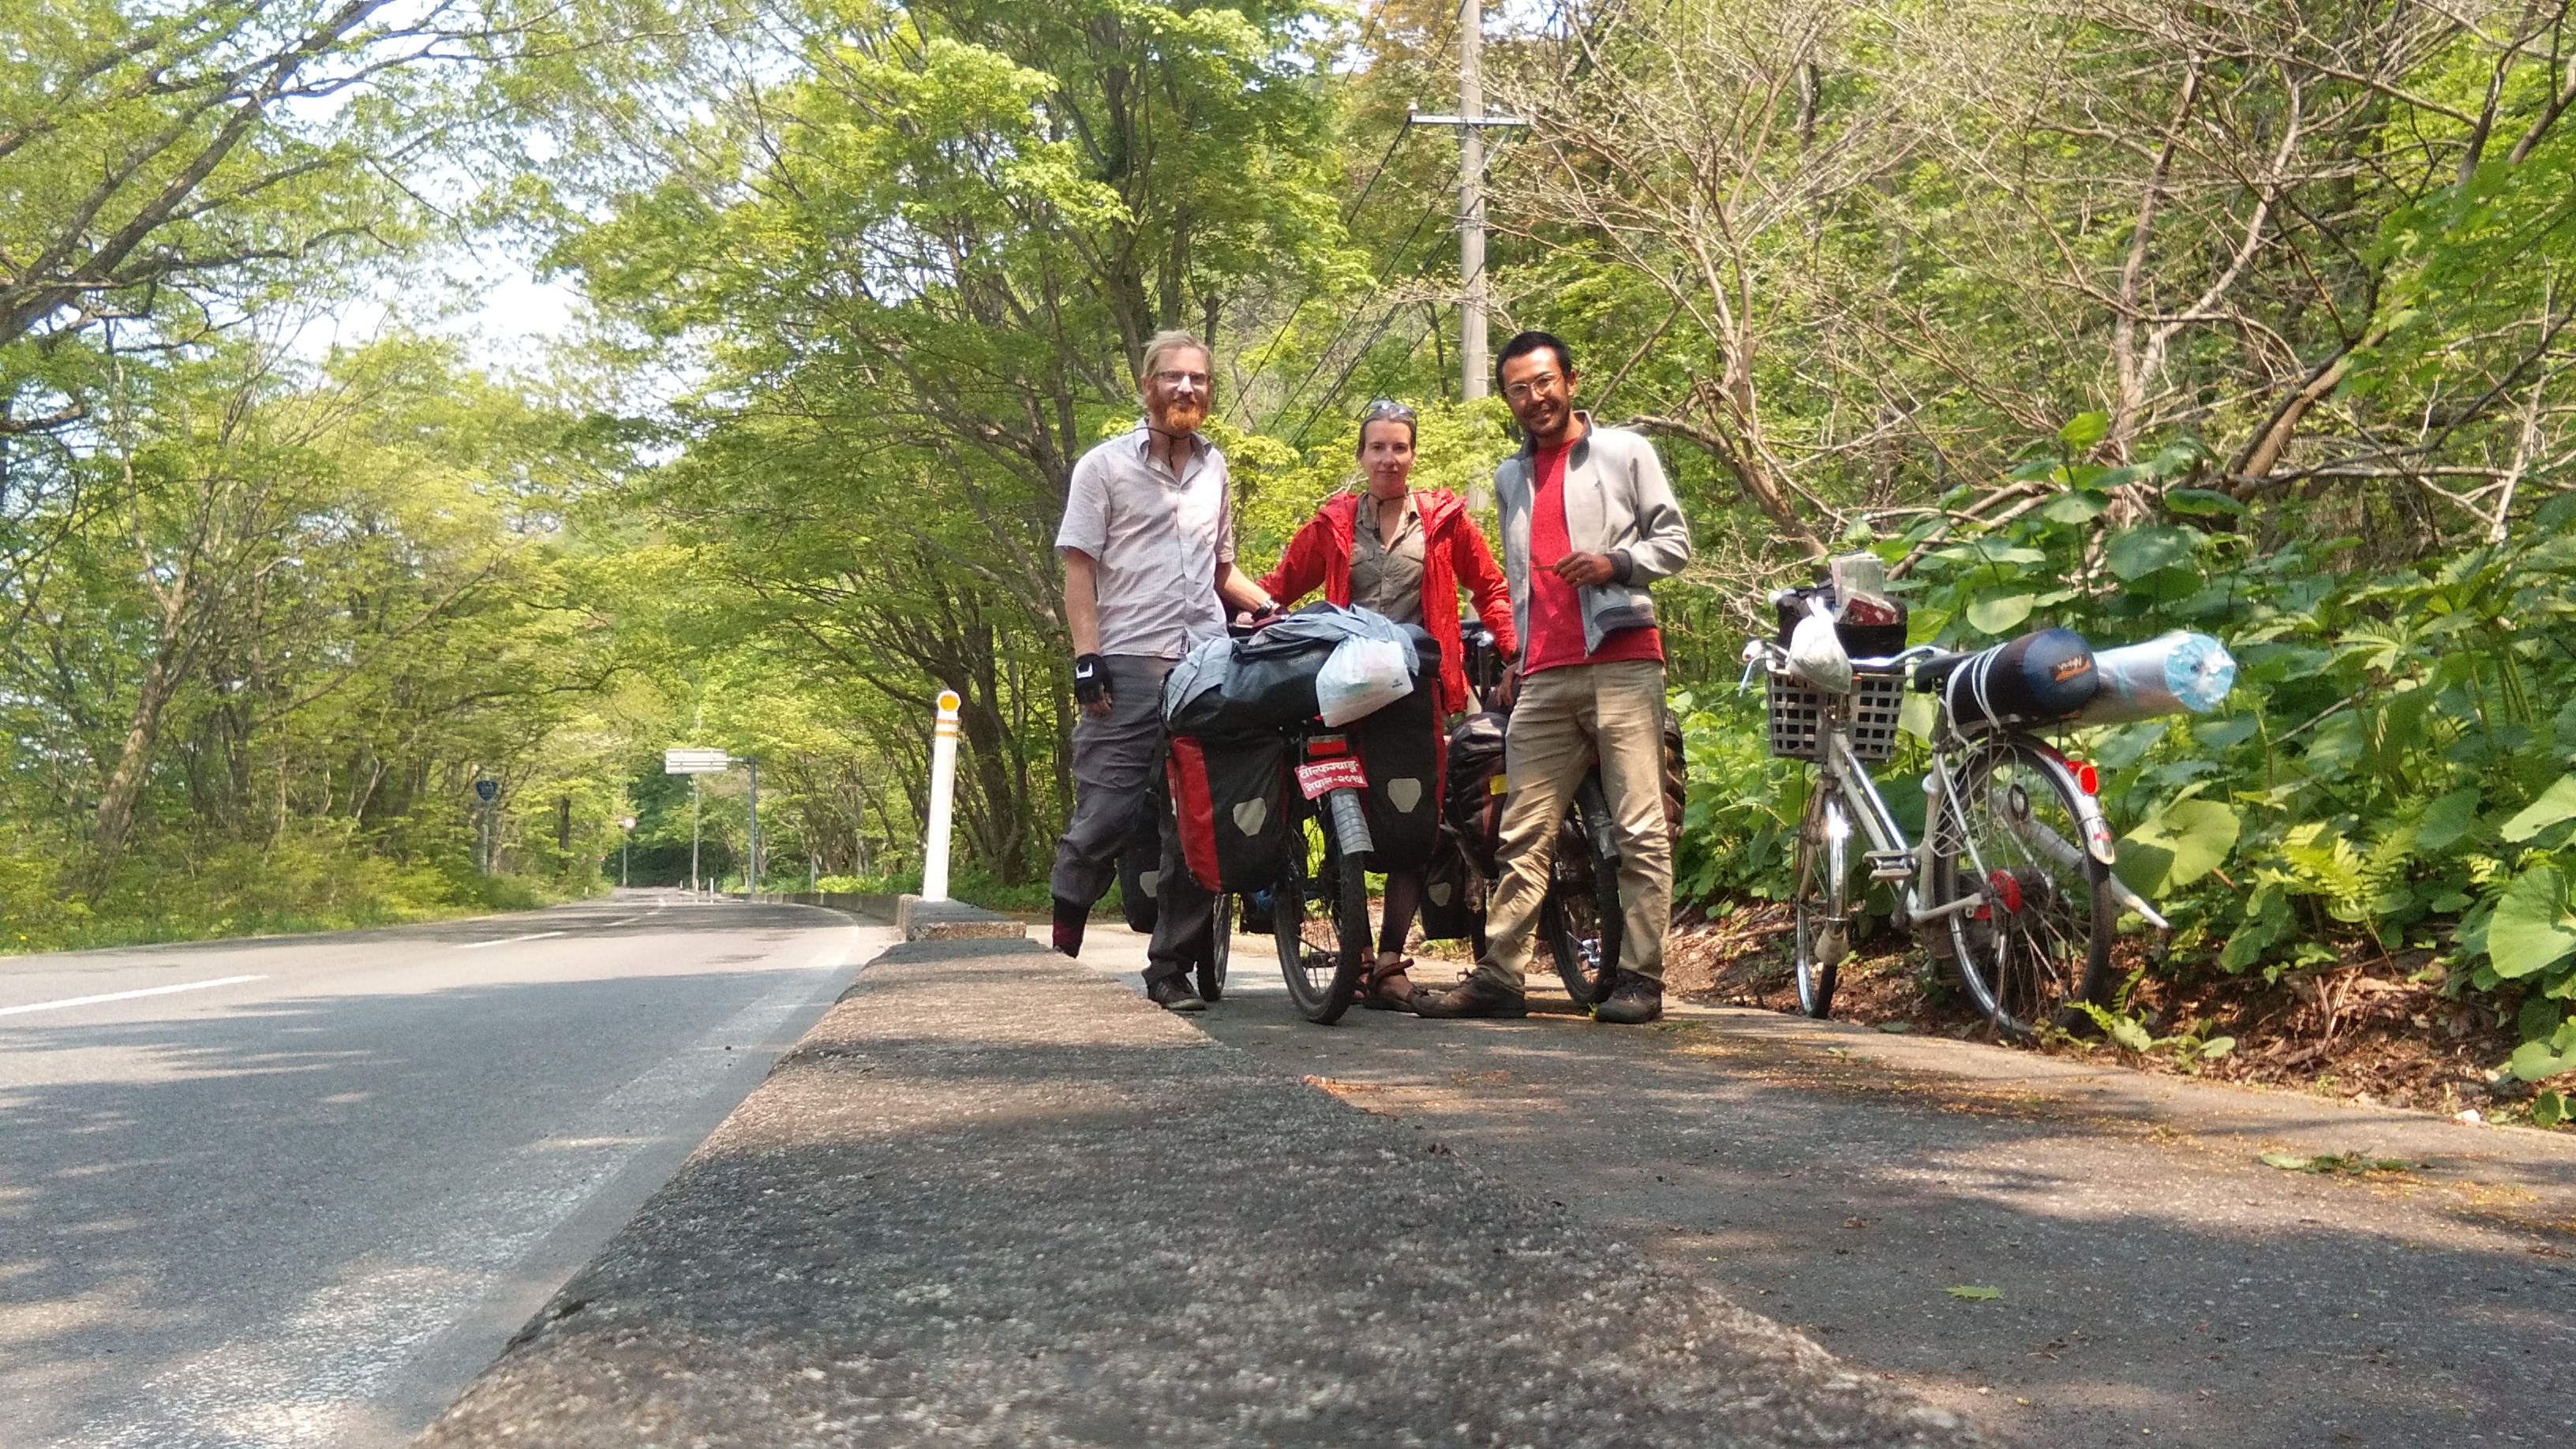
[2075,632,2237,724]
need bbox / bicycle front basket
[1766,668,1905,763]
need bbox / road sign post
[923,691,962,902]
[664,748,741,900]
[619,814,637,887]
[474,777,499,874]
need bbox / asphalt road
[0,891,881,1449]
[1065,923,2576,1449]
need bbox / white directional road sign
[664,748,732,775]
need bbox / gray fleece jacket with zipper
[1492,415,1694,657]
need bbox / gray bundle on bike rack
[1163,603,1420,735]
[1939,626,2099,732]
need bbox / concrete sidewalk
[415,938,1986,1447]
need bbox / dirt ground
[1662,902,2556,1129]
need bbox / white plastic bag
[1316,635,1414,725]
[1788,595,1853,695]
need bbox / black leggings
[1378,866,1424,957]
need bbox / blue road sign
[474,779,498,803]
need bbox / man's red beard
[1156,397,1208,432]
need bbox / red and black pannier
[1165,731,1293,892]
[1346,627,1443,872]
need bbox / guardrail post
[923,690,962,902]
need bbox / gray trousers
[1049,654,1215,983]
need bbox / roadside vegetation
[7,0,2571,1114]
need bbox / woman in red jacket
[1258,399,1518,1009]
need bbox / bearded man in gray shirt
[1050,330,1280,1011]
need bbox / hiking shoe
[1410,975,1527,1019]
[1052,897,1088,957]
[1145,973,1207,1013]
[1593,972,1664,1024]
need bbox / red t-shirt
[1523,440,1664,675]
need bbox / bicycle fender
[2024,743,2120,867]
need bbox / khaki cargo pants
[1476,658,1672,991]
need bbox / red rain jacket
[1258,488,1518,716]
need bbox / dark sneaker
[1410,975,1527,1019]
[1052,897,1088,957]
[1593,973,1663,1024]
[1145,973,1207,1013]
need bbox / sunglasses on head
[1361,399,1417,424]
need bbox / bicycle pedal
[1864,850,1913,882]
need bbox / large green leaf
[2162,488,2247,516]
[2488,866,2576,980]
[2058,411,2110,451]
[2500,774,2576,843]
[2508,1022,2576,1083]
[2417,786,2484,850]
[2119,799,2240,893]
[1966,591,2035,635]
[2106,526,2198,580]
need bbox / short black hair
[1496,330,1573,393]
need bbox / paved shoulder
[417,938,1989,1447]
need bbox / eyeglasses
[1500,371,1564,402]
[1361,398,1417,423]
[1151,369,1211,388]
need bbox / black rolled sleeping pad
[1936,626,2099,728]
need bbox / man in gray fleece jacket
[1417,330,1693,1024]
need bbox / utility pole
[1458,0,1486,409]
[690,776,701,896]
[745,755,759,900]
[1409,2,1525,509]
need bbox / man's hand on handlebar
[1073,653,1113,716]
[1232,600,1288,629]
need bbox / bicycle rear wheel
[1791,781,1853,1019]
[1543,779,1622,1006]
[1930,741,2113,1039]
[1197,892,1233,1002]
[1273,811,1368,1023]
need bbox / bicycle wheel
[1790,781,1852,1019]
[1273,811,1368,1023]
[1542,779,1622,1006]
[1197,892,1233,1002]
[1930,740,2113,1039]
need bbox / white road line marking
[0,975,266,1019]
[600,914,643,927]
[70,923,866,1449]
[454,930,566,951]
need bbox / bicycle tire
[1543,778,1622,1006]
[1274,811,1368,1023]
[1929,739,2113,1039]
[1791,781,1852,1019]
[1197,891,1233,1002]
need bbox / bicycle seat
[1910,651,1973,693]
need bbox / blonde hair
[1137,329,1211,384]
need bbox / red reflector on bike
[1986,869,2024,915]
[2072,760,2099,796]
[1305,735,1350,758]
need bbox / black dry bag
[1941,627,2099,730]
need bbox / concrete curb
[893,893,1022,942]
[414,938,1992,1447]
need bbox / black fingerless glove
[1073,653,1110,706]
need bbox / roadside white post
[922,690,963,902]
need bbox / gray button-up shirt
[1348,492,1425,625]
[1056,425,1234,659]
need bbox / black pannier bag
[1416,825,1478,940]
[1443,710,1509,876]
[1346,627,1443,871]
[1773,583,1908,659]
[1939,626,2099,731]
[1166,731,1293,892]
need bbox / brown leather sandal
[1359,956,1419,1011]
